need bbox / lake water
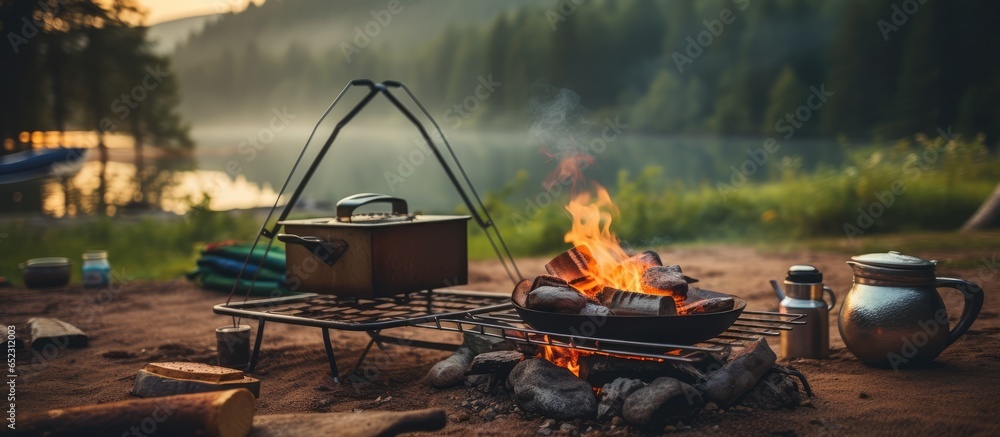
[1,126,845,217]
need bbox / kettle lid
[786,265,823,283]
[850,251,936,270]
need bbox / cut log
[512,279,532,307]
[144,362,245,382]
[598,287,676,316]
[531,274,569,290]
[13,388,255,437]
[640,267,689,299]
[248,409,446,437]
[678,297,735,315]
[624,251,663,269]
[132,368,261,398]
[28,317,87,349]
[545,246,601,295]
[526,286,588,314]
[579,303,612,317]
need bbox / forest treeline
[174,0,1000,143]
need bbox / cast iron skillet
[512,288,746,345]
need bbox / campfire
[426,182,807,430]
[512,186,736,374]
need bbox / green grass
[4,137,997,283]
[0,208,262,284]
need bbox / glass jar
[82,250,110,288]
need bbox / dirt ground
[4,245,999,436]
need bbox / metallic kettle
[839,251,984,368]
[770,265,836,359]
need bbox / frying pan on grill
[512,289,746,345]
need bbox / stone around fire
[622,377,702,427]
[507,358,597,420]
[427,347,475,389]
[597,378,646,420]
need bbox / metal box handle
[336,193,408,219]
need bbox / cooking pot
[21,257,72,288]
[278,193,469,298]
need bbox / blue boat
[0,148,88,184]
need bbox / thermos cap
[786,265,822,284]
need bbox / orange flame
[539,153,657,374]
[542,339,583,377]
[562,185,648,295]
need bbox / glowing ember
[542,340,583,377]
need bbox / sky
[137,0,264,25]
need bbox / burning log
[526,286,588,314]
[545,246,601,295]
[512,279,532,307]
[531,274,569,290]
[623,251,662,270]
[640,266,689,299]
[598,287,676,316]
[579,303,612,317]
[677,297,735,315]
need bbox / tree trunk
[131,111,146,206]
[962,182,1000,231]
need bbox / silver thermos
[770,265,836,359]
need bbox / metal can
[82,250,110,288]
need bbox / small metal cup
[215,325,251,370]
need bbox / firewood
[526,286,588,314]
[531,274,568,290]
[598,287,676,316]
[678,297,735,315]
[14,389,255,437]
[28,317,88,349]
[579,303,612,317]
[545,246,601,294]
[132,363,262,398]
[625,251,663,269]
[640,266,689,299]
[248,409,446,437]
[512,279,532,307]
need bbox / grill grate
[215,290,805,368]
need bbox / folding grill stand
[214,80,807,384]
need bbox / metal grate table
[214,289,804,382]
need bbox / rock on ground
[597,378,646,420]
[507,358,597,420]
[739,371,800,409]
[622,377,702,427]
[427,347,475,389]
[696,338,776,407]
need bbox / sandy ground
[4,246,999,436]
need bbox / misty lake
[3,126,845,217]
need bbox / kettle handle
[935,277,984,347]
[822,286,837,311]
